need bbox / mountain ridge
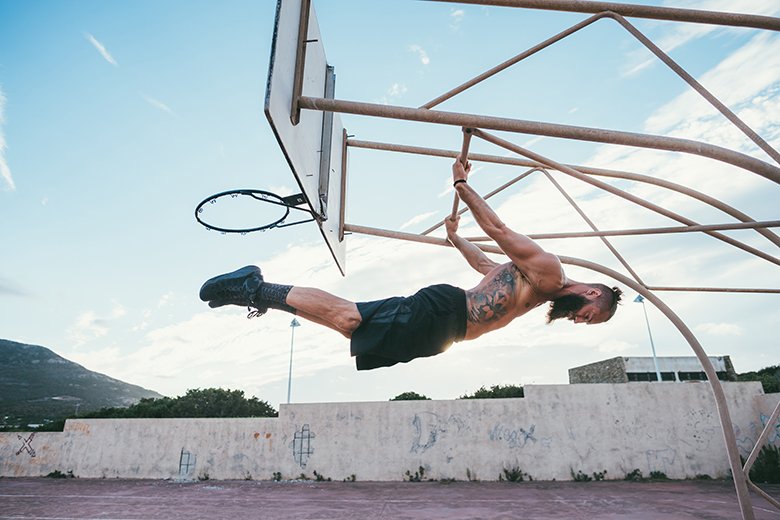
[1,338,163,428]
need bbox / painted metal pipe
[300,96,780,183]
[426,0,780,31]
[472,128,780,266]
[347,138,780,247]
[464,219,780,240]
[540,168,645,284]
[451,129,473,220]
[422,12,607,109]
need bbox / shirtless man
[200,158,622,370]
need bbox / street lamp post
[634,295,663,382]
[287,318,300,404]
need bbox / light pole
[634,295,663,382]
[287,318,300,404]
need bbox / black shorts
[350,284,468,370]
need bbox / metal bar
[748,481,780,510]
[744,400,780,472]
[422,13,607,109]
[299,96,780,183]
[452,129,473,219]
[339,128,348,242]
[743,400,780,510]
[347,138,780,247]
[344,220,756,520]
[472,128,780,266]
[426,0,780,31]
[646,287,780,294]
[540,169,645,284]
[290,0,312,126]
[609,13,780,165]
[463,219,780,240]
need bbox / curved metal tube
[343,221,757,520]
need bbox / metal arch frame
[286,2,780,518]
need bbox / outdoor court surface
[1,478,779,520]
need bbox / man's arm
[452,159,564,292]
[445,215,499,275]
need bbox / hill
[0,339,163,429]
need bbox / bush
[748,444,780,484]
[499,466,532,482]
[390,392,431,401]
[459,384,524,399]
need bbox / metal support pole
[451,128,473,220]
[287,318,300,404]
[289,0,312,126]
[635,296,662,381]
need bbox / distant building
[568,356,737,384]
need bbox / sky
[1,0,778,410]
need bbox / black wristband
[453,179,467,187]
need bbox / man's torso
[463,262,548,340]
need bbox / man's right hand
[445,215,460,238]
[452,157,471,185]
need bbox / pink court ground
[0,477,778,519]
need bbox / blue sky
[1,0,778,408]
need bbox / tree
[737,365,780,394]
[459,384,524,399]
[390,391,431,401]
[34,388,277,431]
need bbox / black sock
[257,283,296,314]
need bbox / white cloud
[621,0,780,77]
[85,33,118,66]
[387,83,407,98]
[140,93,175,115]
[450,8,465,29]
[0,87,14,191]
[157,291,173,308]
[400,211,438,230]
[597,339,635,353]
[378,83,408,105]
[68,302,126,346]
[695,322,743,336]
[408,44,430,66]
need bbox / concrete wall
[2,383,778,482]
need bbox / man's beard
[547,294,588,323]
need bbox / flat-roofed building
[568,356,737,384]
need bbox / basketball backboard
[265,0,347,275]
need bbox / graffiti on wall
[645,448,677,475]
[16,432,36,458]
[178,449,196,479]
[291,424,315,468]
[489,423,551,449]
[734,412,780,456]
[411,412,466,454]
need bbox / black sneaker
[199,265,268,317]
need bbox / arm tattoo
[467,265,521,323]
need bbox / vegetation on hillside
[30,388,277,432]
